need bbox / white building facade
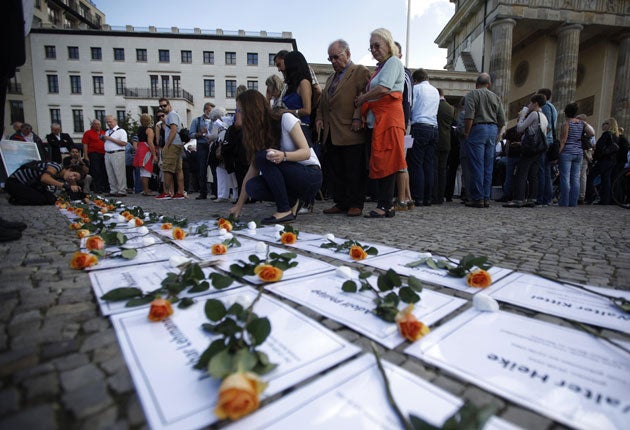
[7,25,295,139]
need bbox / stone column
[488,18,516,115]
[552,24,583,120]
[612,33,630,130]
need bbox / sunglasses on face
[159,104,168,108]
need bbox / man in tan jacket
[316,39,371,217]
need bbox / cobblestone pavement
[1,192,629,430]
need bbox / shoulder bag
[520,112,547,156]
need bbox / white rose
[223,232,234,240]
[142,237,156,246]
[274,224,284,231]
[335,266,353,279]
[169,256,190,268]
[255,242,267,254]
[473,293,499,312]
[416,252,433,259]
[115,215,126,223]
[247,221,257,230]
[159,215,164,221]
[325,233,335,241]
[137,226,149,235]
[219,228,227,236]
[127,219,136,227]
[116,201,122,205]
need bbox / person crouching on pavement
[6,160,83,205]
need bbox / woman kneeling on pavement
[6,160,84,205]
[228,89,322,224]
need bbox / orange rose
[85,235,105,251]
[100,208,108,214]
[280,232,297,245]
[69,222,83,230]
[55,201,67,209]
[254,264,283,282]
[81,216,91,223]
[74,208,84,216]
[215,372,267,420]
[172,227,186,240]
[161,223,173,230]
[107,204,115,211]
[124,214,134,221]
[94,199,104,207]
[134,217,144,227]
[66,207,75,213]
[217,218,233,232]
[121,210,131,217]
[147,298,173,322]
[211,243,227,255]
[76,229,90,239]
[466,269,492,288]
[349,245,368,261]
[69,251,98,270]
[395,304,430,342]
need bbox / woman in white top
[504,93,549,208]
[228,90,322,224]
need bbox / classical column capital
[488,18,517,31]
[556,23,583,35]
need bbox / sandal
[364,208,395,219]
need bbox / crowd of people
[3,28,630,230]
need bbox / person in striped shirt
[5,160,83,205]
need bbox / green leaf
[407,276,423,292]
[404,259,426,268]
[209,273,234,290]
[399,286,420,304]
[235,349,258,373]
[188,281,210,293]
[382,292,400,307]
[426,258,439,270]
[358,271,372,279]
[377,269,401,291]
[227,302,245,317]
[177,297,195,309]
[253,351,278,375]
[121,248,137,260]
[116,232,127,245]
[247,317,271,346]
[366,246,379,256]
[100,287,143,301]
[204,299,227,322]
[612,297,630,313]
[125,296,155,307]
[447,267,467,278]
[341,280,358,293]
[374,304,398,322]
[184,263,205,281]
[409,414,440,430]
[215,318,240,337]
[208,348,235,379]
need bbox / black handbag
[520,112,547,156]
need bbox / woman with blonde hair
[265,74,284,108]
[355,27,406,218]
[133,113,157,196]
[585,117,620,204]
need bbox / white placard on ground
[216,246,334,285]
[111,287,360,430]
[405,308,630,430]
[229,354,519,430]
[150,220,221,239]
[235,225,324,243]
[266,271,466,348]
[289,236,400,263]
[485,272,630,333]
[85,243,187,271]
[364,250,512,293]
[169,235,261,260]
[89,261,245,316]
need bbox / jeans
[558,152,582,206]
[133,168,142,193]
[514,154,540,202]
[196,142,210,197]
[466,124,498,201]
[586,159,615,204]
[246,150,322,212]
[407,123,437,204]
[502,156,519,200]
[537,152,553,205]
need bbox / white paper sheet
[85,243,187,271]
[150,220,221,239]
[485,272,630,333]
[111,287,360,430]
[89,261,245,316]
[266,271,466,348]
[235,225,324,243]
[168,235,261,260]
[363,250,512,293]
[288,236,400,263]
[405,309,630,430]
[229,354,519,430]
[216,246,334,285]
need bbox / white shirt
[104,126,128,152]
[411,81,439,126]
[279,113,320,167]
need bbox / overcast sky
[95,0,455,70]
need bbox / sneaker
[155,193,172,200]
[172,193,186,200]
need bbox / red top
[82,128,105,154]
